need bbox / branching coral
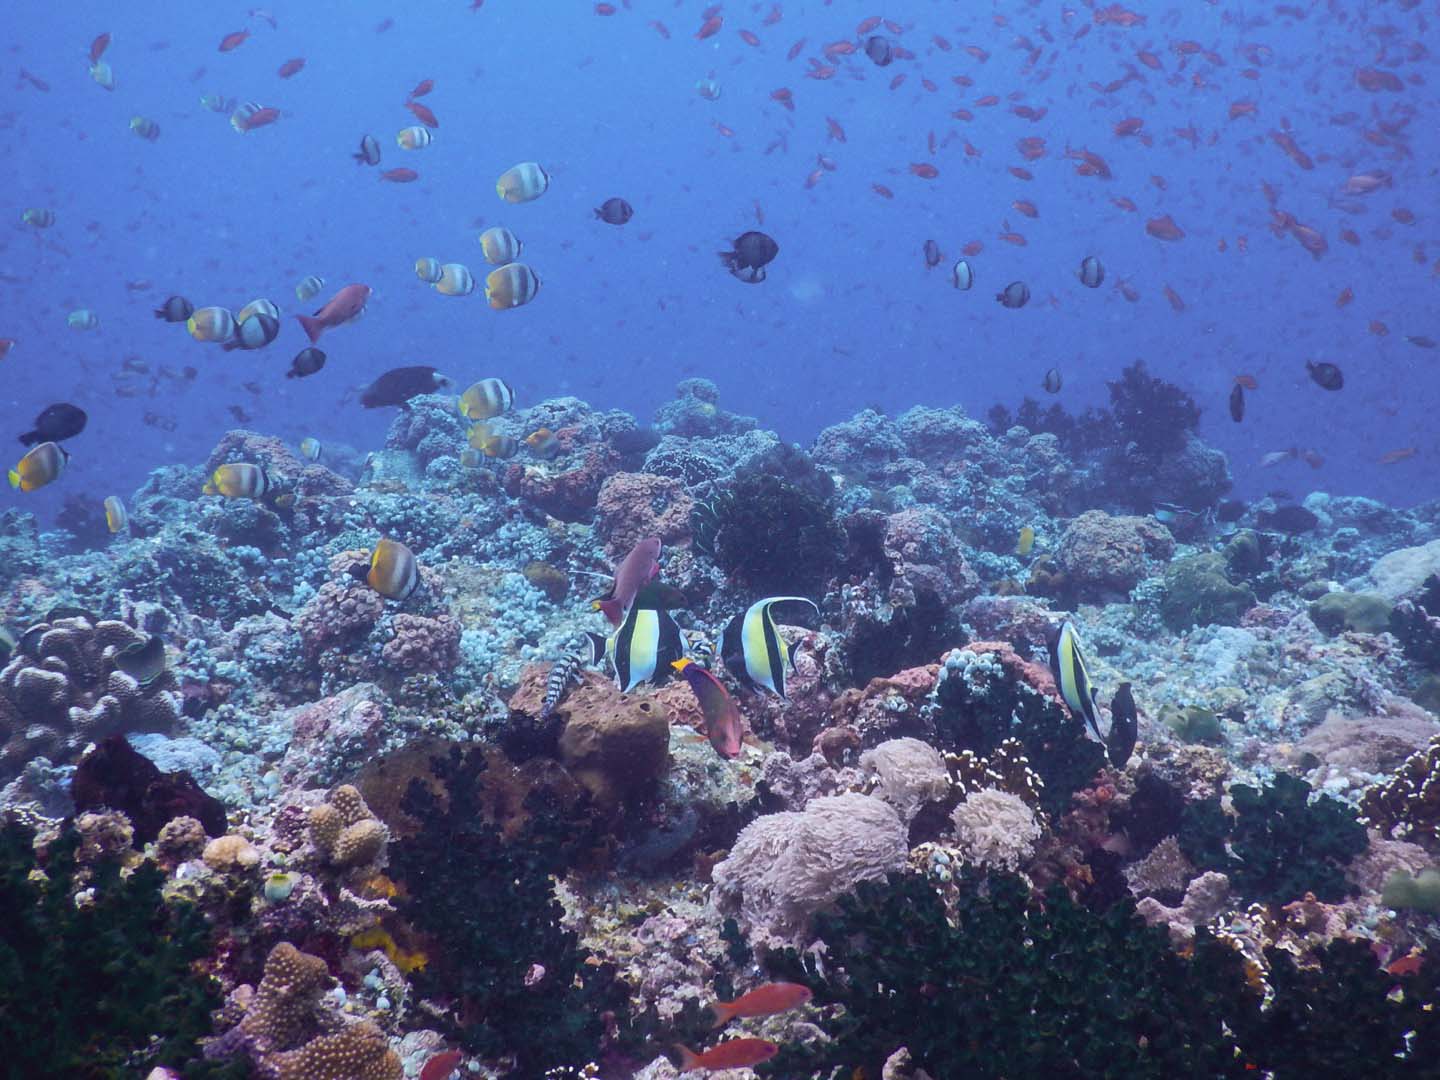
[1359,733,1440,848]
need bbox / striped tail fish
[539,652,585,719]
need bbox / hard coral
[594,472,695,560]
[310,785,389,869]
[705,471,844,597]
[555,672,671,812]
[237,941,332,1053]
[1360,733,1440,848]
[0,613,180,781]
[1055,510,1175,600]
[379,612,461,675]
[272,1021,402,1080]
[950,788,1042,872]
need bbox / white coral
[860,737,951,824]
[711,792,908,947]
[950,787,1041,872]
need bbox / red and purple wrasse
[672,658,743,758]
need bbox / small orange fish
[769,88,794,111]
[739,29,761,46]
[218,29,251,52]
[90,32,111,64]
[872,183,894,199]
[910,162,939,179]
[675,1038,779,1072]
[409,78,434,99]
[1336,286,1354,307]
[238,107,281,131]
[696,15,722,39]
[1387,953,1425,976]
[277,57,305,78]
[1379,447,1417,465]
[1011,199,1038,218]
[381,167,418,182]
[1234,374,1258,390]
[407,101,438,128]
[710,983,812,1027]
[825,116,846,142]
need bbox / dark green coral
[1180,771,1368,904]
[0,821,227,1079]
[763,869,1439,1079]
[390,745,635,1071]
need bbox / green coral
[1381,868,1440,913]
[763,870,1440,1079]
[0,821,230,1079]
[1160,552,1255,631]
[1308,591,1393,636]
[1179,772,1368,904]
[391,744,635,1071]
[764,870,1258,1078]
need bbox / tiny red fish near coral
[1379,448,1417,465]
[406,101,438,127]
[218,29,250,52]
[420,1050,464,1080]
[277,57,305,78]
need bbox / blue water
[5,0,1437,523]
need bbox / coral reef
[0,613,181,780]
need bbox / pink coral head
[608,536,662,616]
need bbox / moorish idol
[721,596,818,699]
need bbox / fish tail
[295,313,322,343]
[220,339,240,352]
[17,431,37,447]
[673,1044,701,1070]
[709,1002,733,1028]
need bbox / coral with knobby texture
[202,834,261,874]
[238,941,332,1053]
[950,788,1042,872]
[203,428,306,481]
[1123,835,1195,899]
[594,471,695,560]
[279,683,390,788]
[294,559,387,661]
[1160,552,1256,632]
[711,792,908,947]
[309,785,388,869]
[501,442,621,522]
[0,821,223,1076]
[379,612,461,675]
[1181,772,1368,904]
[271,1021,402,1080]
[155,815,209,867]
[1054,510,1175,600]
[0,613,181,781]
[652,377,758,437]
[70,734,226,845]
[859,738,952,825]
[1391,595,1440,670]
[829,664,939,746]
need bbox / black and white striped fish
[539,652,585,719]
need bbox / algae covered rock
[1055,509,1175,599]
[1308,591,1393,636]
[1160,552,1255,632]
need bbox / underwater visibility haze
[4,1,1440,1077]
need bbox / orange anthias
[710,982,813,1027]
[675,1038,779,1072]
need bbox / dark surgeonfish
[360,366,450,408]
[1108,682,1138,768]
[588,604,684,693]
[721,596,817,699]
[19,403,87,446]
[719,231,778,283]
